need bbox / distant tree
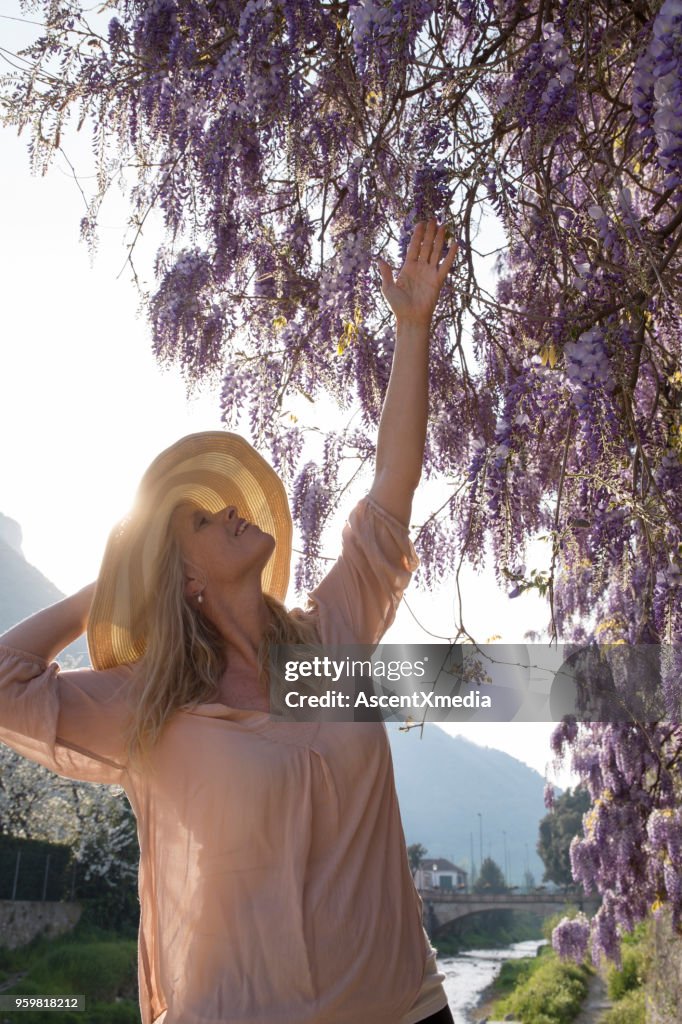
[0,748,74,841]
[0,746,139,926]
[73,790,140,932]
[538,785,591,887]
[523,869,536,892]
[474,856,508,894]
[407,843,428,878]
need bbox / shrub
[604,919,650,1001]
[2,1011,82,1024]
[599,987,646,1024]
[606,945,646,1000]
[78,892,140,936]
[492,956,541,996]
[494,953,591,1024]
[80,1001,141,1024]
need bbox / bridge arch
[419,892,599,939]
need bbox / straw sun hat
[87,431,293,671]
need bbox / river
[437,938,548,1023]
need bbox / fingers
[405,221,427,263]
[383,219,459,285]
[431,223,451,265]
[409,218,457,268]
[418,219,439,262]
[437,238,459,280]
[377,255,394,290]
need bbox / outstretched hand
[377,218,458,326]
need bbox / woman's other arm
[369,219,458,525]
[0,583,96,663]
[0,582,131,784]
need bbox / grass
[490,945,552,999]
[604,921,649,1001]
[491,948,592,1024]
[0,920,140,1024]
[598,921,650,1024]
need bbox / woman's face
[170,503,275,596]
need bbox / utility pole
[477,812,483,874]
[470,832,475,890]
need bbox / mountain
[0,513,89,665]
[387,721,551,886]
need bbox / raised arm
[0,583,96,663]
[370,219,458,525]
[0,582,132,785]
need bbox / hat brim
[87,432,292,670]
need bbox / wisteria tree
[2,0,682,970]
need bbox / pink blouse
[0,495,447,1024]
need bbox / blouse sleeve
[0,644,132,785]
[305,494,420,646]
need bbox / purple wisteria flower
[563,328,614,398]
[634,0,682,188]
[552,913,591,962]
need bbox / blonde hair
[123,516,319,772]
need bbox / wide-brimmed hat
[87,431,292,670]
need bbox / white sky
[0,25,579,792]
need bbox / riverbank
[464,948,546,1023]
[467,984,498,1023]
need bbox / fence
[0,835,141,943]
[0,849,77,902]
[0,837,95,902]
[0,839,76,902]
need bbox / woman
[0,219,458,1024]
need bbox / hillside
[0,513,89,665]
[387,721,552,886]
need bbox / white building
[414,857,468,892]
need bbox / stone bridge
[419,890,600,937]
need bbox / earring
[197,593,204,605]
